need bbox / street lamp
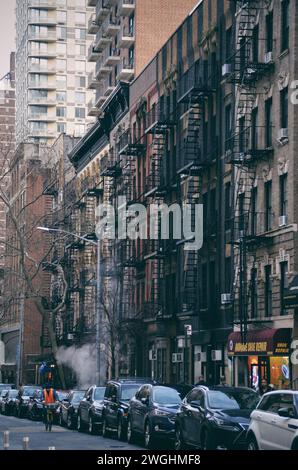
[37,226,103,385]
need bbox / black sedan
[2,389,18,415]
[77,386,105,434]
[28,389,44,421]
[59,390,85,428]
[175,386,260,450]
[15,386,42,418]
[127,384,182,449]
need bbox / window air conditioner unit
[279,215,288,227]
[222,63,231,77]
[149,350,157,361]
[67,334,74,341]
[211,350,222,361]
[196,352,207,362]
[278,128,288,140]
[264,51,273,64]
[221,293,232,305]
[172,353,183,363]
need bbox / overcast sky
[0,0,16,78]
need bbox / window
[281,0,289,52]
[225,104,232,151]
[279,173,288,217]
[75,76,86,88]
[264,264,272,317]
[239,192,245,232]
[57,122,66,133]
[75,107,85,119]
[265,98,273,147]
[75,91,85,104]
[280,261,288,315]
[56,42,67,55]
[30,105,47,116]
[280,87,288,129]
[57,26,67,40]
[250,268,258,319]
[56,106,66,117]
[252,25,259,63]
[75,124,85,137]
[265,181,272,231]
[56,91,66,102]
[75,44,85,56]
[251,107,258,150]
[226,27,232,61]
[239,116,245,153]
[266,12,273,53]
[251,186,258,235]
[56,75,66,89]
[201,263,207,309]
[56,59,66,71]
[225,182,231,230]
[75,28,86,40]
[75,12,86,25]
[57,10,67,23]
[75,60,85,73]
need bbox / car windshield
[72,391,85,403]
[153,387,182,406]
[121,385,141,401]
[8,390,18,398]
[57,391,68,401]
[0,385,12,391]
[23,387,40,396]
[208,390,259,410]
[94,388,105,400]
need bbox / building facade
[86,0,199,116]
[15,0,96,146]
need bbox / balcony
[95,0,110,23]
[102,16,121,37]
[87,43,101,62]
[94,26,112,51]
[87,98,102,117]
[88,14,99,34]
[103,47,120,66]
[28,112,56,122]
[28,97,56,106]
[28,30,56,42]
[118,0,135,17]
[95,58,112,79]
[28,49,56,58]
[87,70,100,89]
[28,15,57,26]
[28,128,56,138]
[28,80,56,90]
[116,58,134,81]
[28,0,57,9]
[95,89,107,108]
[118,25,135,48]
[28,64,56,74]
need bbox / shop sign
[227,329,291,356]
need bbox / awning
[227,328,291,356]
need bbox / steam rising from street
[56,344,96,389]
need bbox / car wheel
[67,413,73,430]
[144,421,155,449]
[77,413,83,432]
[117,417,124,441]
[174,425,186,450]
[201,429,216,450]
[247,435,259,451]
[102,417,109,437]
[89,415,95,434]
[127,418,135,444]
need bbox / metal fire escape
[225,0,274,341]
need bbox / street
[0,415,143,451]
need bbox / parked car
[77,386,105,434]
[127,384,182,448]
[2,389,18,415]
[0,383,14,392]
[0,389,9,413]
[15,385,42,418]
[54,390,69,423]
[247,390,298,450]
[59,390,85,429]
[102,379,155,440]
[175,386,260,450]
[28,389,44,421]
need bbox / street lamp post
[37,226,103,385]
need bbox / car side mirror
[141,397,149,406]
[278,407,293,418]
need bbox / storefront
[227,328,291,390]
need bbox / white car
[247,390,298,450]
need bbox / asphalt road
[0,414,144,450]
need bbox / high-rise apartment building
[15,0,96,145]
[86,0,198,116]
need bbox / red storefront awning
[227,328,291,356]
